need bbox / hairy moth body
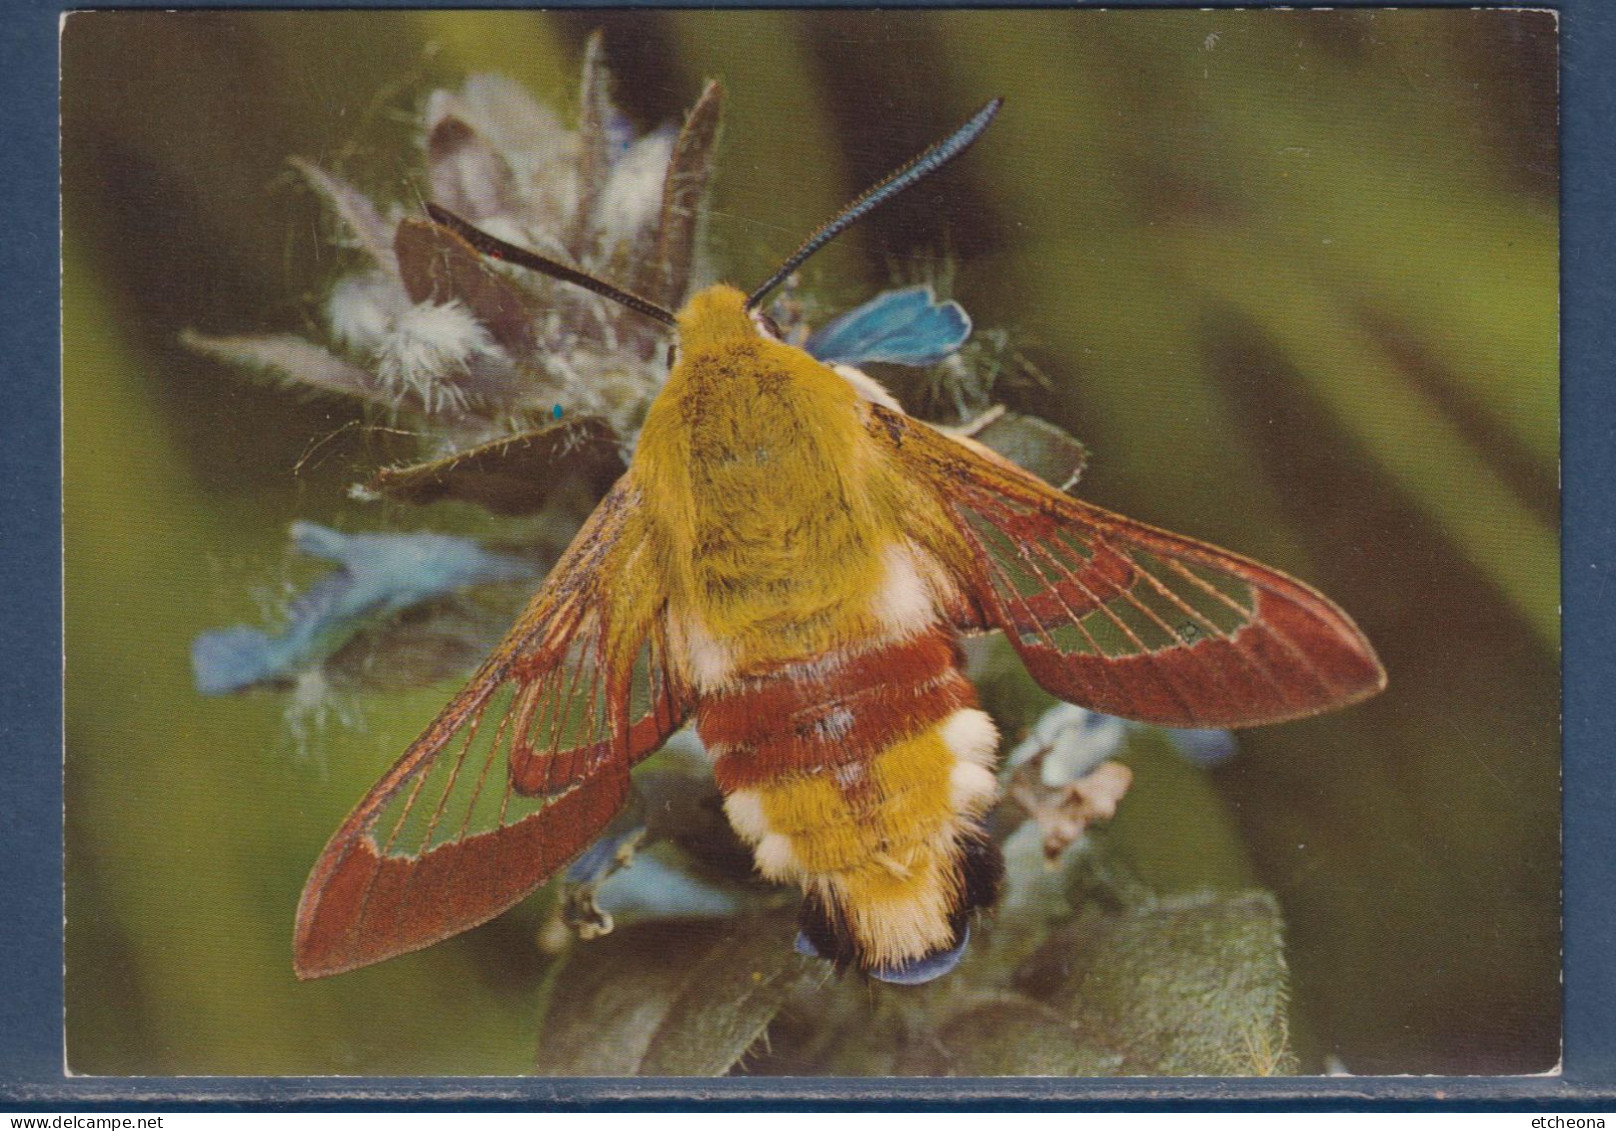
[293,98,1385,983]
[638,287,1004,977]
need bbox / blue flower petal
[565,821,643,885]
[591,850,748,922]
[806,286,971,367]
[191,626,282,696]
[193,523,533,695]
[289,521,351,564]
[1160,726,1239,767]
[1009,702,1131,786]
[795,926,974,983]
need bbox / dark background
[60,9,1557,1076]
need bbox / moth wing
[868,405,1386,727]
[293,478,689,978]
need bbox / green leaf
[972,411,1089,492]
[893,997,1122,1076]
[1016,890,1295,1075]
[534,909,819,1076]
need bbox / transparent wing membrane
[372,681,545,861]
[507,618,615,797]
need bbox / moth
[294,98,1385,983]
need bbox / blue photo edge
[9,0,1614,1108]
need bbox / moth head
[674,285,758,354]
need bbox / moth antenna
[746,97,1003,311]
[425,203,678,328]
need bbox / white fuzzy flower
[373,300,495,411]
[593,128,676,252]
[325,272,404,356]
[1009,702,1130,786]
[188,41,725,457]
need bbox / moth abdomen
[701,625,1004,982]
[793,816,1004,984]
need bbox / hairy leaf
[367,417,624,516]
[534,909,818,1076]
[1016,890,1295,1075]
[893,997,1122,1076]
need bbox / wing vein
[1162,558,1336,698]
[967,511,1133,709]
[547,629,594,794]
[420,698,483,852]
[1125,552,1302,707]
[1021,535,1200,723]
[457,689,513,840]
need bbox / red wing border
[294,481,689,978]
[870,405,1386,728]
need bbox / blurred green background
[62,9,1557,1076]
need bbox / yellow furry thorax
[636,284,914,671]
